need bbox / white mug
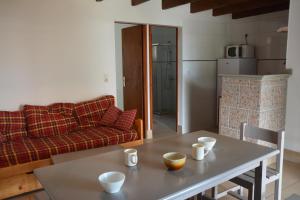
[192,143,209,161]
[124,149,138,166]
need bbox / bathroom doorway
[150,25,178,138]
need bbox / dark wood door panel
[122,25,144,119]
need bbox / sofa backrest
[0,111,27,142]
[74,95,115,129]
[23,103,79,138]
[0,95,115,142]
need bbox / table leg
[254,160,267,200]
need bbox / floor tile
[153,114,177,139]
[283,181,300,199]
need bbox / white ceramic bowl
[197,137,216,151]
[98,171,125,193]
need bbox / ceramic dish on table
[98,171,125,193]
[163,152,186,170]
[197,137,216,151]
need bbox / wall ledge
[218,74,290,80]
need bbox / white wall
[285,0,300,152]
[114,23,135,110]
[0,0,231,133]
[227,11,289,74]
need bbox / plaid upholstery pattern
[114,109,137,131]
[100,105,121,126]
[24,105,79,138]
[0,133,7,143]
[74,95,115,128]
[50,103,75,116]
[0,111,27,141]
[0,127,138,168]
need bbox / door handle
[123,76,126,87]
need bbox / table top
[34,131,278,200]
[51,145,122,164]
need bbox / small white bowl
[198,137,216,151]
[98,171,125,193]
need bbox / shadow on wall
[184,80,217,133]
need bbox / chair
[211,122,285,200]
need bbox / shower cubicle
[152,42,176,115]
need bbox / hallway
[152,114,177,139]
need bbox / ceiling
[131,0,290,19]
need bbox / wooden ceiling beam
[162,0,192,10]
[132,0,150,6]
[232,1,289,19]
[213,0,288,16]
[190,0,249,13]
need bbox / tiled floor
[152,114,177,139]
[215,160,300,200]
[265,161,300,199]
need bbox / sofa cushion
[25,103,75,115]
[0,111,27,141]
[24,105,79,138]
[100,105,121,126]
[0,127,138,168]
[49,103,75,116]
[74,95,115,128]
[114,109,137,131]
[0,133,7,143]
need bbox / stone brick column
[219,74,289,139]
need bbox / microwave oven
[225,45,255,58]
[226,45,241,58]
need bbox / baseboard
[146,129,153,139]
[284,149,300,164]
[177,125,183,134]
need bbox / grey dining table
[34,131,278,200]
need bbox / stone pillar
[219,74,289,139]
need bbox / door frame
[115,22,179,138]
[149,25,179,133]
[142,25,149,136]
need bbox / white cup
[192,143,209,161]
[124,149,138,167]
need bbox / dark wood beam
[132,0,150,6]
[190,0,249,13]
[162,0,191,10]
[213,0,288,16]
[232,1,289,19]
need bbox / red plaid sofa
[0,95,140,169]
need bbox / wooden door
[122,25,144,119]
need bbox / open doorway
[115,23,178,139]
[150,26,178,139]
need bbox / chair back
[240,122,285,174]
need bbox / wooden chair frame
[211,122,285,200]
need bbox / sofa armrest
[134,119,143,140]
